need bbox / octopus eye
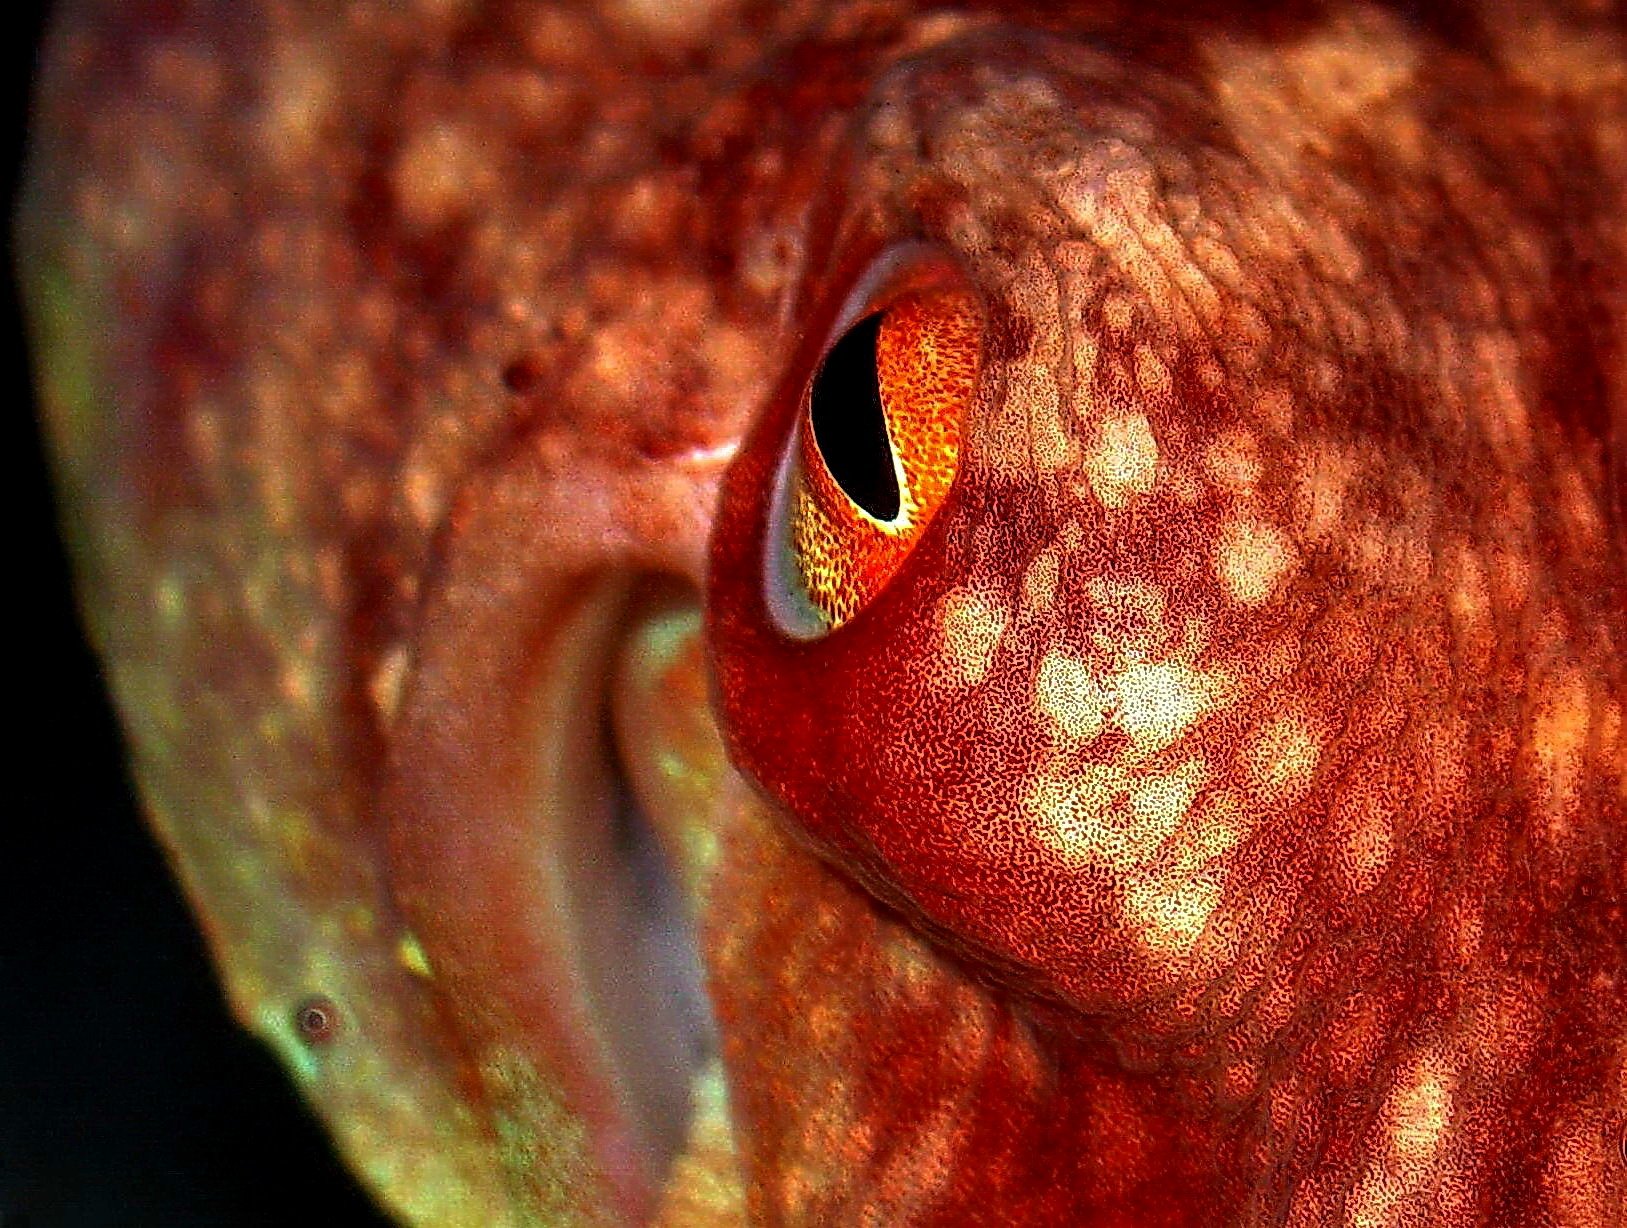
[766,271,982,635]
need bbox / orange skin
[20,2,1627,1225]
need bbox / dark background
[5,6,396,1226]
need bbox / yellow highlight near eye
[789,286,981,627]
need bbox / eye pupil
[808,312,902,522]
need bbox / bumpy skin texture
[20,2,1627,1226]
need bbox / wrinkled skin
[19,1,1627,1225]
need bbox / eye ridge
[807,311,903,524]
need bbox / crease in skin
[18,1,1627,1226]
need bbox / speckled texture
[20,1,1627,1225]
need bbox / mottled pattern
[19,1,1627,1226]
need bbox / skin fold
[18,1,1627,1225]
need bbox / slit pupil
[809,312,902,522]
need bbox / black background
[5,6,398,1225]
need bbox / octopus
[18,1,1627,1225]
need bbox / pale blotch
[1328,762,1397,895]
[1115,660,1215,754]
[1021,546,1061,612]
[1009,360,1075,472]
[1134,344,1172,401]
[1472,331,1533,457]
[1345,1052,1457,1228]
[1253,384,1296,435]
[1249,712,1321,803]
[1203,428,1264,494]
[1103,294,1135,334]
[395,933,435,980]
[1221,300,1270,370]
[1527,665,1592,835]
[1185,785,1249,862]
[1387,1060,1454,1162]
[392,120,489,230]
[1295,442,1358,545]
[1027,762,1188,870]
[1555,462,1607,549]
[1446,541,1492,644]
[604,0,743,44]
[258,42,334,168]
[1123,866,1224,961]
[1489,545,1531,609]
[1192,233,1247,294]
[1341,809,1394,896]
[1129,756,1207,841]
[1540,1108,1620,1227]
[1216,516,1298,605]
[1035,650,1112,742]
[938,586,1009,687]
[369,643,410,726]
[1208,6,1418,170]
[403,459,445,530]
[1086,413,1159,508]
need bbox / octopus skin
[18,1,1627,1225]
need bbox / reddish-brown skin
[20,2,1627,1226]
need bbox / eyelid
[821,243,970,348]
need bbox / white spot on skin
[1123,866,1225,960]
[392,120,494,230]
[603,0,744,45]
[1027,762,1183,870]
[1114,661,1214,754]
[1216,516,1298,604]
[1008,360,1075,471]
[939,586,1009,686]
[1295,442,1358,545]
[1035,650,1111,741]
[1086,414,1159,508]
[1134,344,1172,401]
[1021,547,1061,612]
[1527,665,1592,837]
[1250,712,1321,803]
[1204,428,1264,494]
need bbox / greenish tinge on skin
[479,1050,604,1228]
[27,262,101,480]
[622,605,733,900]
[117,647,531,1228]
[21,219,541,1228]
[22,245,129,653]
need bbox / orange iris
[787,284,981,628]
